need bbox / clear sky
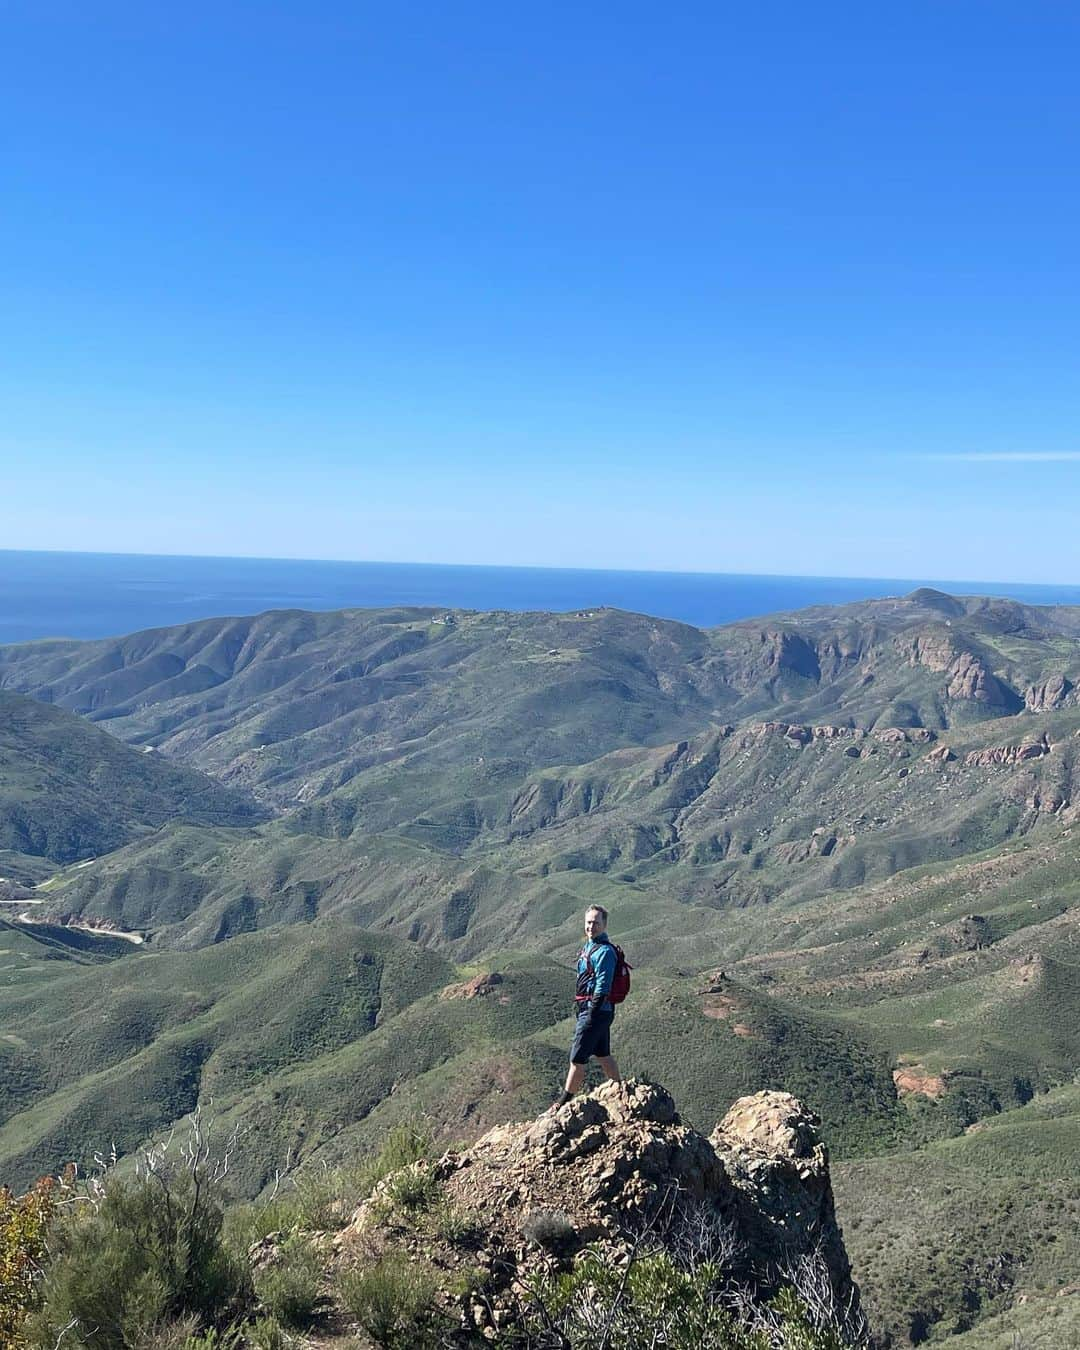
[2,2,1079,581]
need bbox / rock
[926,744,955,763]
[710,1092,854,1304]
[964,734,1051,767]
[908,634,1022,708]
[952,914,993,950]
[873,727,909,744]
[1025,674,1073,711]
[341,1080,861,1333]
[751,721,812,745]
[440,972,505,1000]
[892,1066,948,1099]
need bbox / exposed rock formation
[440,971,505,1000]
[1025,674,1074,711]
[964,733,1051,767]
[339,1080,861,1336]
[892,1066,948,1100]
[907,633,1022,709]
[710,1091,853,1301]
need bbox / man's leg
[563,1060,587,1095]
[596,1054,620,1083]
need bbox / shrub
[519,1247,865,1350]
[177,1325,247,1350]
[337,1255,443,1349]
[371,1121,436,1174]
[430,1200,479,1244]
[253,1233,322,1327]
[383,1163,440,1212]
[244,1316,288,1350]
[0,1175,60,1347]
[519,1208,578,1252]
[27,1123,250,1349]
[226,1120,437,1251]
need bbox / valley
[2,589,1080,1345]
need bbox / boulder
[711,1092,854,1304]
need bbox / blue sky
[2,2,1079,581]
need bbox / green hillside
[835,1080,1080,1345]
[4,592,1080,1344]
[0,688,264,877]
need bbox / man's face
[584,910,605,940]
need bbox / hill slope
[0,689,264,880]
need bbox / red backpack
[583,941,633,1004]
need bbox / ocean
[2,549,1079,645]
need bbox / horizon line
[1,545,1078,595]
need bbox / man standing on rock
[551,905,621,1110]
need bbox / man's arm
[588,943,617,1013]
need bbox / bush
[227,1120,437,1251]
[0,1176,60,1347]
[244,1316,288,1350]
[430,1199,479,1244]
[26,1125,250,1349]
[382,1163,440,1212]
[337,1255,443,1349]
[253,1233,322,1327]
[519,1248,864,1350]
[520,1208,577,1252]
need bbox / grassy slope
[0,688,264,872]
[835,1080,1080,1346]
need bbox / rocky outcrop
[709,1091,853,1300]
[892,1066,948,1100]
[964,733,1051,767]
[758,629,822,682]
[340,1081,861,1336]
[440,971,505,1000]
[907,633,1022,710]
[1025,674,1074,711]
[812,724,860,740]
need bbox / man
[551,904,621,1110]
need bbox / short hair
[586,904,608,924]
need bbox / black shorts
[570,1006,614,1064]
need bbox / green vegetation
[337,1257,443,1348]
[5,590,1080,1343]
[0,689,262,871]
[522,1250,855,1350]
[0,1174,58,1346]
[26,1151,249,1349]
[251,1233,322,1328]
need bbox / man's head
[584,905,608,940]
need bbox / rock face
[1025,674,1074,711]
[341,1080,860,1333]
[440,971,505,1000]
[710,1092,854,1303]
[907,633,1022,709]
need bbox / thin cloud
[917,451,1080,463]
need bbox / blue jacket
[576,935,616,1013]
